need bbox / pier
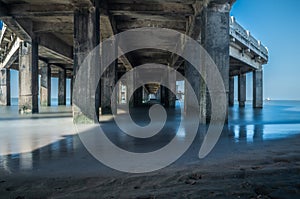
[0,0,268,123]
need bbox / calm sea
[10,97,71,106]
[2,99,300,142]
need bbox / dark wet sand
[1,101,300,198]
[1,134,300,199]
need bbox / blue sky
[7,0,300,100]
[231,0,300,100]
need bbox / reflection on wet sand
[0,101,300,176]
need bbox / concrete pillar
[70,77,73,105]
[253,69,263,108]
[184,61,206,122]
[101,60,117,115]
[73,5,100,123]
[229,76,234,107]
[160,85,166,106]
[163,86,169,107]
[58,68,66,105]
[19,40,39,114]
[156,87,161,102]
[134,87,143,107]
[0,68,10,106]
[127,70,134,107]
[40,63,51,106]
[167,68,176,108]
[142,87,149,102]
[238,73,246,107]
[185,3,230,123]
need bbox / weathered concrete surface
[229,76,234,107]
[134,87,143,107]
[201,4,230,123]
[160,85,167,107]
[73,5,100,123]
[58,68,66,106]
[40,63,51,106]
[253,69,263,108]
[238,73,246,107]
[18,41,39,114]
[167,68,176,108]
[70,77,73,105]
[142,87,148,102]
[185,3,230,123]
[0,68,10,106]
[126,70,134,108]
[101,60,117,115]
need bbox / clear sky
[231,0,300,100]
[6,0,300,100]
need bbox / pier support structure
[101,59,117,115]
[19,41,39,114]
[40,63,51,106]
[167,68,176,108]
[238,73,246,107]
[0,68,10,106]
[126,70,134,107]
[185,3,230,123]
[253,68,263,108]
[73,4,100,123]
[134,87,143,107]
[229,76,234,107]
[58,68,66,105]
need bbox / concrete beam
[0,18,31,41]
[0,38,21,70]
[8,4,74,17]
[33,22,73,34]
[2,13,73,62]
[0,68,11,106]
[38,33,73,62]
[229,45,261,70]
[0,1,8,17]
[108,3,194,15]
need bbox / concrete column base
[229,76,234,107]
[18,41,39,114]
[238,73,246,108]
[167,68,176,108]
[253,69,263,108]
[58,68,66,106]
[40,63,51,106]
[0,68,10,106]
[100,62,116,115]
[73,6,100,123]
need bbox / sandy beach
[1,101,300,198]
[1,133,300,199]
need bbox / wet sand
[1,134,300,199]
[1,101,300,198]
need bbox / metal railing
[230,16,268,62]
[0,23,20,69]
